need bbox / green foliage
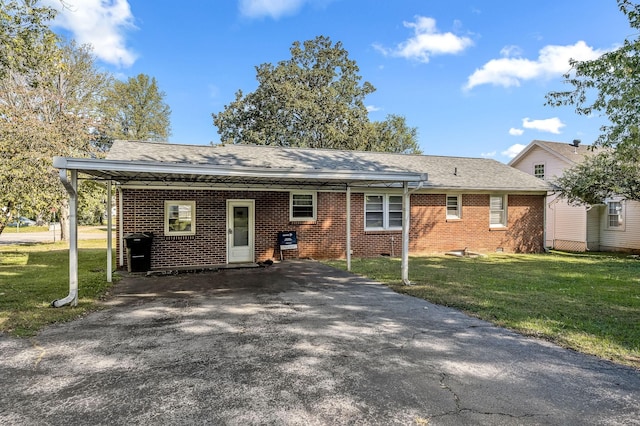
[213,36,420,153]
[553,147,640,204]
[545,0,640,204]
[0,0,58,78]
[326,254,640,368]
[101,73,172,143]
[0,39,111,233]
[546,0,640,151]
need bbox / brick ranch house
[52,140,549,307]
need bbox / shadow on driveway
[1,260,639,425]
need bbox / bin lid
[124,232,153,240]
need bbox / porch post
[402,181,410,285]
[118,187,124,267]
[106,180,112,283]
[346,185,351,271]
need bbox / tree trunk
[59,200,69,241]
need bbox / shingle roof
[510,140,602,167]
[106,140,550,192]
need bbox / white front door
[227,200,255,263]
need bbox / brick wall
[117,189,544,269]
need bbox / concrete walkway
[1,261,639,425]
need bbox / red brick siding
[116,189,544,269]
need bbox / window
[446,195,461,219]
[489,195,507,227]
[365,194,403,230]
[290,192,316,221]
[165,201,196,235]
[607,201,624,229]
[534,164,545,179]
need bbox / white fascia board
[53,157,428,183]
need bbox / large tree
[546,0,640,204]
[0,1,111,235]
[213,36,420,154]
[101,73,172,142]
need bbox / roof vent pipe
[572,139,581,147]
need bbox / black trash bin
[124,232,153,272]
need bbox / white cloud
[509,128,524,136]
[374,16,473,63]
[502,144,527,158]
[44,0,137,67]
[464,41,605,90]
[239,0,305,19]
[522,117,565,134]
[366,105,381,113]
[480,151,496,158]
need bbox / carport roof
[53,140,550,192]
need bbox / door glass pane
[234,206,249,246]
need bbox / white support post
[346,186,351,271]
[106,180,113,283]
[118,187,124,267]
[402,181,410,285]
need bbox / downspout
[51,169,78,308]
[402,180,425,285]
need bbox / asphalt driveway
[1,260,639,425]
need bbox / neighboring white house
[509,139,640,252]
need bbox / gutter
[51,168,78,308]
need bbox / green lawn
[0,239,117,336]
[325,252,640,369]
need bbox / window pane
[234,206,249,246]
[366,212,384,228]
[447,196,460,218]
[490,196,503,210]
[388,196,403,211]
[168,204,192,232]
[534,164,545,179]
[293,194,313,206]
[490,211,504,225]
[292,193,314,218]
[388,212,403,228]
[366,195,383,211]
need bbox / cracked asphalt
[1,260,639,425]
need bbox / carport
[51,154,427,307]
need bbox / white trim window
[446,194,461,219]
[489,195,507,227]
[607,200,624,229]
[290,191,317,221]
[165,201,196,235]
[533,163,545,179]
[365,194,403,230]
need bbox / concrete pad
[1,260,639,425]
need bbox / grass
[325,252,640,369]
[0,239,117,337]
[2,225,50,233]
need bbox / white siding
[600,200,640,251]
[512,146,586,249]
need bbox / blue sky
[44,0,630,162]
